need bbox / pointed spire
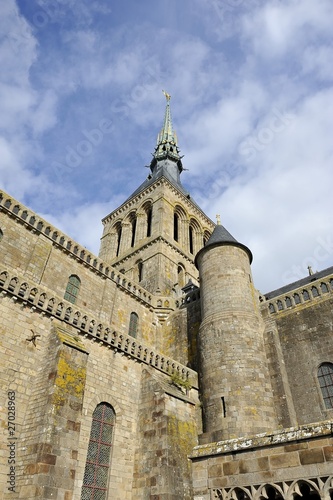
[153,91,181,164]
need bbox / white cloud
[1,0,332,295]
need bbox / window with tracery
[81,403,115,500]
[318,362,333,409]
[64,275,81,304]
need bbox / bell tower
[99,93,214,296]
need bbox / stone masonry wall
[191,423,333,500]
[133,368,199,500]
[264,292,333,425]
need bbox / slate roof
[124,158,189,203]
[195,222,253,267]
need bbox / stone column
[118,221,131,256]
[134,212,146,245]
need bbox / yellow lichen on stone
[52,351,86,411]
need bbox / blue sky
[1,0,333,293]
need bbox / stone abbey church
[0,96,333,500]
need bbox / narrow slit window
[221,397,226,418]
[174,213,179,242]
[147,207,152,237]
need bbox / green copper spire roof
[153,91,182,164]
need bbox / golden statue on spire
[162,89,171,101]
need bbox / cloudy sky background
[1,0,332,293]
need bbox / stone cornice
[190,420,333,458]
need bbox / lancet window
[318,362,333,409]
[129,312,139,338]
[81,403,115,500]
[64,275,81,304]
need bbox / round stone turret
[195,220,277,441]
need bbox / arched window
[302,289,310,301]
[318,363,333,409]
[203,230,211,247]
[294,293,301,304]
[128,312,138,338]
[174,213,179,242]
[81,403,115,500]
[64,275,81,304]
[321,282,329,293]
[0,228,3,242]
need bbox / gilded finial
[216,214,221,225]
[162,89,171,101]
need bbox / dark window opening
[116,226,122,257]
[294,482,320,500]
[189,226,194,254]
[174,213,179,242]
[221,397,226,418]
[131,218,137,247]
[147,208,152,237]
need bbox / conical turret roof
[195,217,253,267]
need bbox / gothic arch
[255,484,284,500]
[288,479,321,500]
[140,200,153,237]
[189,217,202,255]
[203,229,211,246]
[177,263,186,289]
[126,211,137,248]
[113,221,122,257]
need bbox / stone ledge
[190,420,333,458]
